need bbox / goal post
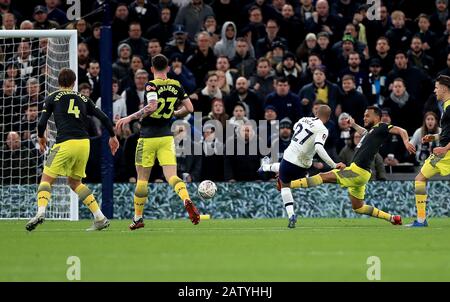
[0,29,78,220]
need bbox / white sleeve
[409,128,421,146]
[146,91,158,102]
[314,128,336,168]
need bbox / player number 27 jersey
[283,117,329,168]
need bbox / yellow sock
[354,204,391,222]
[37,182,51,208]
[291,174,323,189]
[75,184,100,215]
[134,180,148,218]
[169,176,190,202]
[415,180,427,222]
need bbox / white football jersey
[283,117,329,168]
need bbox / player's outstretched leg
[168,174,200,225]
[68,178,110,231]
[350,196,402,225]
[289,170,337,190]
[26,174,55,231]
[406,174,429,227]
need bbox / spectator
[1,78,21,134]
[298,65,339,116]
[331,0,358,25]
[339,51,370,95]
[86,60,101,102]
[74,18,91,42]
[173,122,202,182]
[339,131,386,180]
[305,0,344,43]
[336,74,368,126]
[225,76,263,121]
[255,19,287,58]
[430,0,449,35]
[174,0,215,40]
[0,131,41,184]
[201,15,220,47]
[120,22,149,59]
[228,102,249,132]
[144,39,163,67]
[215,56,238,90]
[386,51,433,106]
[119,55,145,92]
[214,21,238,60]
[13,101,38,141]
[32,5,59,29]
[265,77,302,123]
[156,0,179,20]
[416,14,437,56]
[145,7,173,49]
[21,77,44,110]
[111,3,131,54]
[379,108,409,165]
[96,78,127,130]
[331,23,368,60]
[85,22,101,61]
[296,32,317,64]
[77,42,90,85]
[203,98,229,130]
[299,53,323,87]
[437,53,450,77]
[128,0,159,31]
[385,10,413,53]
[367,58,387,106]
[296,0,315,24]
[333,33,356,74]
[0,0,23,24]
[121,69,148,131]
[45,0,68,26]
[191,71,222,117]
[186,31,217,87]
[410,111,442,165]
[230,37,256,78]
[278,3,303,51]
[9,40,37,79]
[168,53,196,95]
[275,51,302,93]
[211,0,239,29]
[383,78,422,135]
[112,43,132,81]
[407,36,435,76]
[266,41,286,68]
[224,123,261,182]
[249,57,275,100]
[312,31,335,73]
[245,6,267,47]
[163,24,195,64]
[372,36,394,75]
[215,70,231,96]
[200,125,224,181]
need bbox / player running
[408,75,450,227]
[259,105,346,228]
[115,54,200,230]
[26,68,119,232]
[288,106,416,225]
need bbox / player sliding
[408,75,450,227]
[287,106,416,225]
[26,68,119,232]
[259,105,346,228]
[116,54,200,230]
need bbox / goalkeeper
[26,68,119,232]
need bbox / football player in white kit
[259,105,345,228]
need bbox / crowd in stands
[0,0,448,184]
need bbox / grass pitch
[1,218,449,281]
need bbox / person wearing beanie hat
[276,51,303,93]
[112,43,132,81]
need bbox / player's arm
[389,125,416,154]
[314,130,346,169]
[37,96,54,153]
[348,117,368,136]
[88,100,120,155]
[173,97,194,118]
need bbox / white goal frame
[0,30,79,220]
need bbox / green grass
[1,218,450,281]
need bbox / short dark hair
[436,75,450,88]
[366,105,382,118]
[151,54,169,71]
[58,68,76,87]
[78,82,91,91]
[275,76,289,84]
[342,74,355,83]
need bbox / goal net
[0,30,78,220]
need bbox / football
[198,180,217,199]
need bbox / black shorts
[279,158,308,184]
